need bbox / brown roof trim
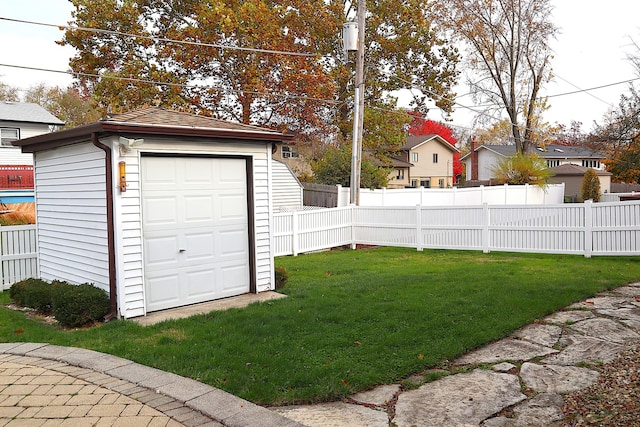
[14,121,294,153]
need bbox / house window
[438,178,445,188]
[432,153,438,163]
[0,128,19,147]
[411,179,418,188]
[282,145,299,158]
[547,160,560,167]
[396,169,405,180]
[411,152,419,162]
[420,179,431,188]
[582,160,600,169]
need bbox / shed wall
[34,142,110,292]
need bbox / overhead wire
[0,16,317,57]
[0,63,344,105]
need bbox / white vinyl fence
[335,183,565,207]
[274,201,640,257]
[1,225,37,290]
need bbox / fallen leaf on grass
[14,329,24,334]
[341,379,350,386]
[354,341,361,346]
[418,354,424,360]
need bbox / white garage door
[141,156,251,312]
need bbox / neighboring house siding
[34,142,109,292]
[271,159,303,211]
[0,121,50,165]
[115,137,273,317]
[410,140,456,187]
[477,150,501,181]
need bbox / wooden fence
[0,225,37,290]
[274,201,640,257]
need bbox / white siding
[113,136,274,318]
[271,159,303,212]
[34,142,110,292]
[0,121,51,166]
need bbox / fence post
[584,200,592,258]
[524,183,529,205]
[292,211,299,256]
[381,187,386,206]
[416,204,423,251]
[351,205,357,250]
[482,203,490,253]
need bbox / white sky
[1,0,639,133]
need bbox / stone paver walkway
[0,357,182,427]
[0,344,302,427]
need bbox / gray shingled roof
[0,102,64,125]
[107,107,282,134]
[463,144,605,160]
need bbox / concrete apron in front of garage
[132,291,287,326]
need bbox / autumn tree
[435,0,558,154]
[0,80,19,102]
[408,116,463,179]
[592,87,640,183]
[24,84,102,128]
[62,0,459,144]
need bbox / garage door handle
[179,248,186,253]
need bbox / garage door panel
[184,195,215,223]
[143,156,251,313]
[144,197,179,226]
[185,269,218,299]
[184,159,214,184]
[145,235,180,267]
[219,194,248,220]
[142,157,178,189]
[221,265,250,291]
[184,232,215,260]
[146,275,181,309]
[219,229,249,256]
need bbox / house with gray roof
[461,143,606,182]
[0,101,64,165]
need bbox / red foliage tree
[408,115,463,180]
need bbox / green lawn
[1,247,639,406]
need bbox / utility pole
[349,0,365,206]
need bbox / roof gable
[401,134,459,152]
[0,102,64,126]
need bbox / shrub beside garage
[8,278,110,328]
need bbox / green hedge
[8,278,110,328]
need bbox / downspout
[91,133,118,320]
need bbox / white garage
[15,107,293,319]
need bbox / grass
[1,247,639,406]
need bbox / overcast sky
[1,0,639,133]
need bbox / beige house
[272,142,312,178]
[389,135,459,189]
[549,164,612,202]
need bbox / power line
[0,63,343,105]
[0,16,317,58]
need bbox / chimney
[470,136,479,181]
